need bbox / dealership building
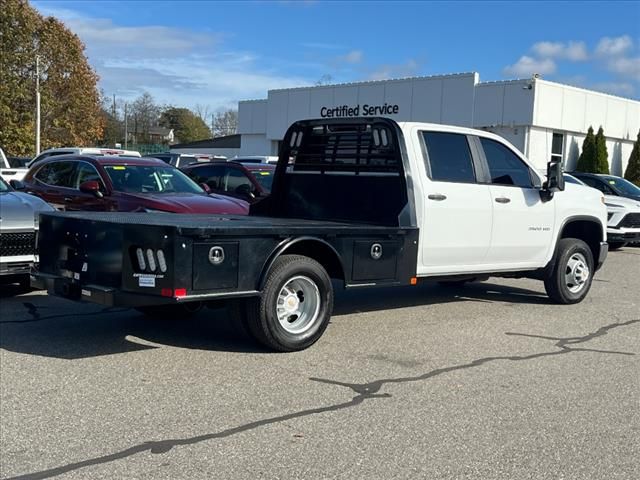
[175,72,640,173]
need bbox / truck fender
[258,236,346,290]
[545,215,605,271]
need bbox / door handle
[427,194,447,201]
[495,197,511,204]
[64,197,73,202]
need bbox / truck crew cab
[34,118,608,351]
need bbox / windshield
[564,174,585,185]
[251,170,274,191]
[0,177,10,192]
[603,176,640,196]
[104,165,204,194]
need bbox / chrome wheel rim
[276,275,321,335]
[565,253,590,294]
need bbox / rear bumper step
[32,272,259,308]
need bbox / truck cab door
[478,137,555,266]
[417,130,493,274]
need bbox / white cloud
[337,50,364,64]
[590,82,636,97]
[532,41,588,61]
[607,56,640,81]
[595,35,633,56]
[367,59,420,81]
[32,3,313,109]
[503,56,556,77]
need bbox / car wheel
[544,238,594,304]
[244,254,333,352]
[608,242,627,251]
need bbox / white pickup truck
[34,118,608,351]
[0,147,29,183]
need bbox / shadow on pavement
[0,280,549,360]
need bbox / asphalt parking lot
[1,248,638,480]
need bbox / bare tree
[130,92,161,141]
[194,104,211,123]
[212,109,238,137]
[315,74,333,86]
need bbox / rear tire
[544,238,594,304]
[244,254,333,352]
[608,241,627,251]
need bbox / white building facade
[237,72,640,174]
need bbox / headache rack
[285,119,403,174]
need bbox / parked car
[28,147,141,168]
[146,153,207,169]
[228,155,278,165]
[0,175,55,288]
[565,174,640,250]
[19,155,249,214]
[182,161,275,203]
[570,172,640,202]
[7,156,31,168]
[1,147,29,182]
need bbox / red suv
[182,161,275,203]
[20,156,249,214]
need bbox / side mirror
[235,183,256,200]
[541,160,564,201]
[200,183,211,193]
[9,179,25,190]
[79,180,104,198]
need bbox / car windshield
[603,176,640,196]
[251,170,274,191]
[0,177,10,192]
[104,165,204,194]
[563,174,585,185]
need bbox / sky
[32,0,640,112]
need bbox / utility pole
[35,55,41,155]
[210,113,215,138]
[124,103,128,149]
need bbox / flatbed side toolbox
[192,241,239,290]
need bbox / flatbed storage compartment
[36,211,417,306]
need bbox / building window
[551,132,564,163]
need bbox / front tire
[544,238,594,304]
[244,255,333,352]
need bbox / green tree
[624,130,640,186]
[0,0,103,156]
[160,107,211,143]
[576,126,597,173]
[594,126,610,174]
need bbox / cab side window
[34,161,76,187]
[224,168,253,193]
[422,132,476,183]
[480,138,533,188]
[75,163,105,190]
[189,166,226,190]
